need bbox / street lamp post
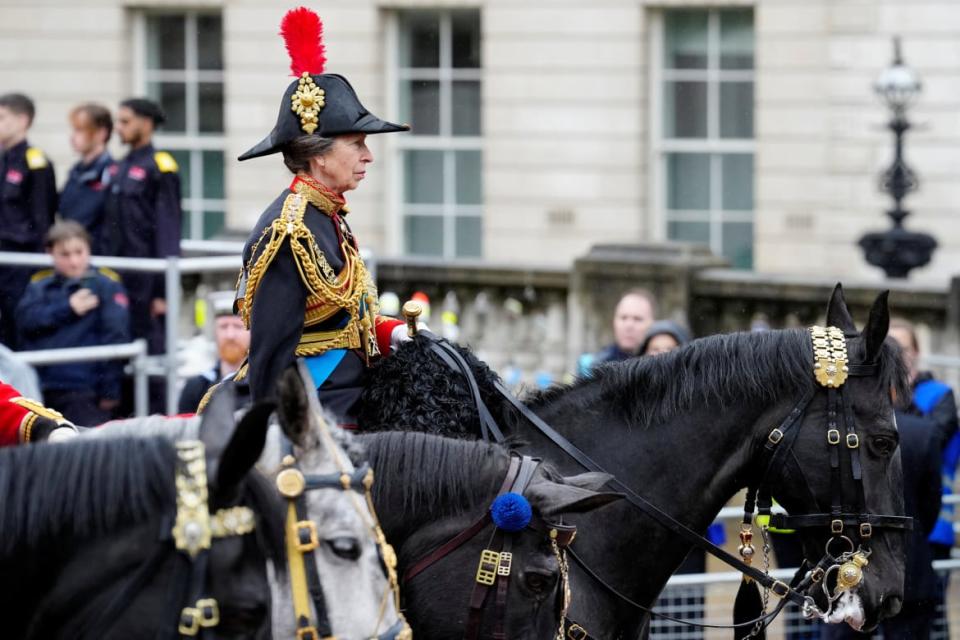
[858,37,937,279]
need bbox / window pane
[664,81,707,139]
[170,150,192,198]
[197,14,224,70]
[404,150,444,204]
[667,220,710,244]
[405,215,444,256]
[452,81,481,136]
[202,151,224,199]
[399,11,440,68]
[455,150,482,204]
[452,10,481,68]
[719,82,753,138]
[203,210,226,239]
[148,82,186,132]
[198,83,224,133]
[146,15,185,70]
[456,216,482,257]
[720,9,754,70]
[664,10,708,69]
[666,153,710,211]
[722,154,753,211]
[721,221,753,268]
[400,80,440,135]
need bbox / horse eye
[325,536,362,561]
[524,571,556,594]
[872,436,896,456]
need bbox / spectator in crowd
[638,320,691,356]
[16,221,130,425]
[177,291,251,414]
[60,103,117,253]
[888,318,958,638]
[0,93,57,348]
[578,288,657,375]
[102,98,182,357]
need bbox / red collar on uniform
[289,175,349,216]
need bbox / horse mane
[529,329,910,427]
[0,437,177,554]
[358,431,509,523]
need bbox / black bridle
[274,434,412,640]
[415,326,912,636]
[69,440,260,640]
[402,454,578,640]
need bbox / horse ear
[276,362,312,446]
[826,283,857,333]
[213,400,276,496]
[526,478,623,516]
[863,290,891,364]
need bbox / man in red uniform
[0,380,77,446]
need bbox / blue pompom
[490,492,533,532]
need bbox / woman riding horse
[229,7,408,422]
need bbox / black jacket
[895,411,943,603]
[60,151,117,253]
[0,140,57,250]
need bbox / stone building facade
[2,0,958,283]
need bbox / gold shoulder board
[26,147,48,170]
[98,266,122,282]
[30,269,54,283]
[154,151,179,173]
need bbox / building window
[656,8,754,268]
[395,10,482,258]
[140,11,226,240]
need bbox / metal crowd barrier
[13,340,150,417]
[0,250,242,414]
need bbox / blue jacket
[60,151,117,254]
[911,376,960,547]
[15,267,131,399]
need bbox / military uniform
[0,140,57,348]
[60,150,117,254]
[16,266,130,425]
[102,145,181,354]
[235,9,409,420]
[0,380,71,447]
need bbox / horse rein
[274,433,412,640]
[71,440,259,639]
[402,454,578,640]
[415,326,912,636]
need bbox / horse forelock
[359,432,509,524]
[0,437,178,555]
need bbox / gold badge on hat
[291,72,325,134]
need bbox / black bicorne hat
[239,7,409,162]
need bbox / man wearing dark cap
[103,98,182,360]
[0,93,58,348]
[232,7,409,423]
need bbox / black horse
[358,430,621,640]
[0,387,284,639]
[359,286,910,638]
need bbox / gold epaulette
[30,269,54,283]
[25,147,48,170]
[98,266,122,282]
[154,151,179,173]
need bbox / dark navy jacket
[0,140,57,251]
[15,267,131,400]
[60,151,117,253]
[102,144,182,298]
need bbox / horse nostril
[882,595,903,618]
[326,536,362,561]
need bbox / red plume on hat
[280,7,326,76]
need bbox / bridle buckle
[827,429,841,445]
[767,428,784,445]
[831,519,844,535]
[810,567,825,583]
[476,549,500,586]
[296,520,320,552]
[859,522,873,538]
[196,598,219,628]
[567,623,589,640]
[846,433,860,449]
[770,580,790,598]
[179,607,201,636]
